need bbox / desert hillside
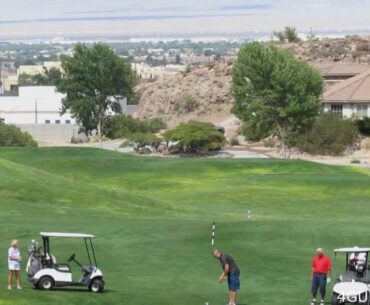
[134,36,370,139]
[282,35,370,63]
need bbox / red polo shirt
[312,255,331,274]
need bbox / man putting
[311,248,331,305]
[212,250,240,305]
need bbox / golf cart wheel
[90,278,104,293]
[38,276,54,290]
[359,292,370,305]
[332,293,341,305]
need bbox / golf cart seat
[54,264,71,273]
[83,265,94,274]
[340,270,356,282]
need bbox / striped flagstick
[211,222,216,246]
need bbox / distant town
[0,40,242,96]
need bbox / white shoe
[7,286,11,290]
[311,299,316,305]
[17,286,22,290]
[320,300,324,305]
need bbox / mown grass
[0,147,369,305]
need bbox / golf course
[1,147,370,305]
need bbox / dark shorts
[228,271,240,292]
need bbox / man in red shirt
[311,248,332,305]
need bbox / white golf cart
[26,232,104,292]
[332,247,370,305]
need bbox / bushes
[164,121,226,153]
[146,118,167,133]
[296,113,358,156]
[128,132,161,149]
[104,115,167,139]
[174,96,199,113]
[356,117,370,136]
[0,123,38,147]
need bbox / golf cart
[26,232,104,292]
[332,247,370,305]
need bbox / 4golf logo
[337,292,368,303]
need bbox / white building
[0,86,74,125]
[132,63,186,80]
[323,69,370,119]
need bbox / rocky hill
[282,35,370,63]
[134,63,235,126]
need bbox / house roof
[312,62,370,77]
[323,69,370,103]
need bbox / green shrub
[163,121,226,153]
[356,117,370,136]
[104,115,166,139]
[129,132,161,148]
[145,117,167,133]
[0,123,38,147]
[174,96,199,113]
[229,138,240,146]
[181,65,192,76]
[296,113,358,156]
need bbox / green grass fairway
[0,148,370,305]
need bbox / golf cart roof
[334,247,370,253]
[40,232,95,238]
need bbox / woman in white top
[8,240,21,290]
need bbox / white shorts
[8,265,20,271]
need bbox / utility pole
[35,99,38,124]
[0,60,3,95]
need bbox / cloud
[0,13,256,25]
[220,3,274,10]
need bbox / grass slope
[0,147,369,305]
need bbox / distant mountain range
[2,29,370,44]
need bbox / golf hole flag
[211,222,215,246]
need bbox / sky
[0,0,370,39]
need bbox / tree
[163,121,226,153]
[273,31,286,43]
[44,67,62,85]
[57,43,137,143]
[18,73,35,86]
[232,42,323,158]
[18,67,62,86]
[273,26,301,43]
[284,26,300,43]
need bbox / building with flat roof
[0,86,74,125]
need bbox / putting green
[0,147,369,305]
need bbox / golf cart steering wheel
[68,253,76,262]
